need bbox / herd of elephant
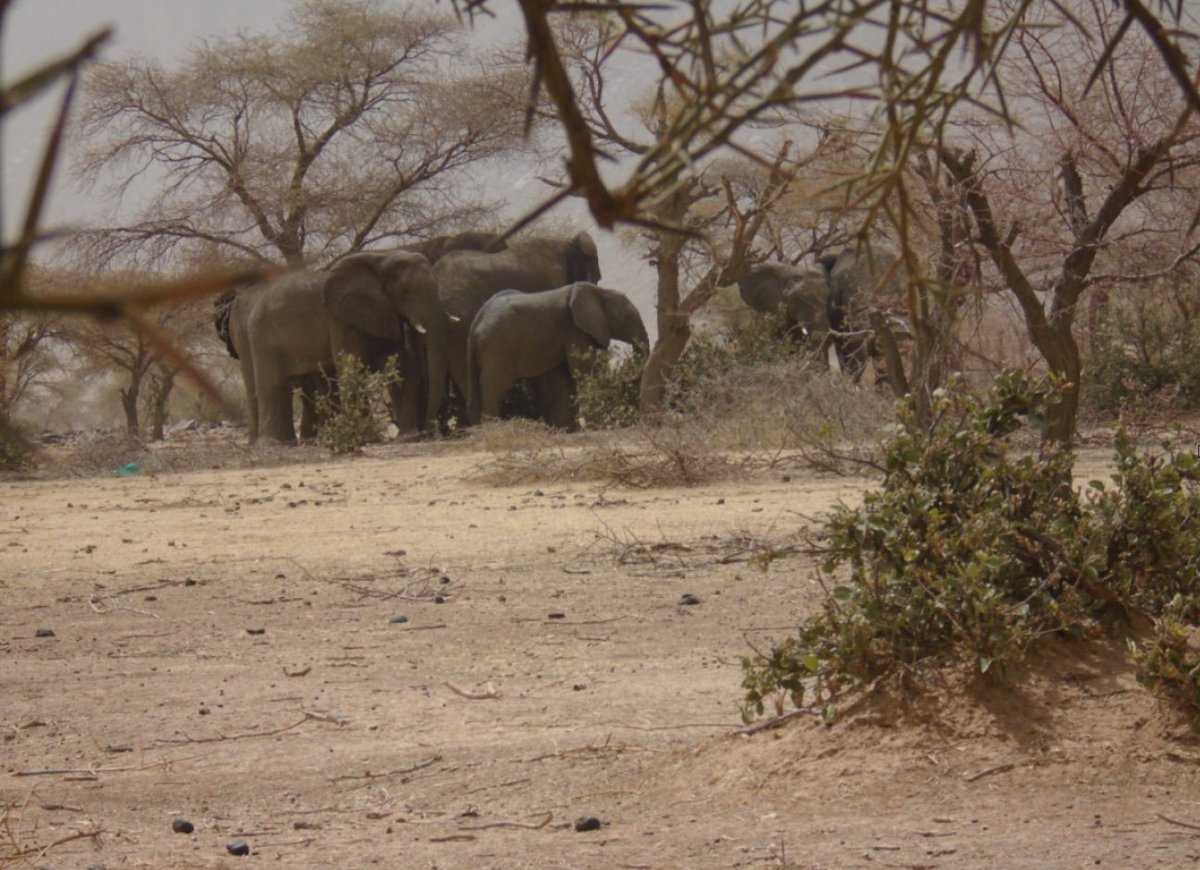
[214,230,898,443]
[214,230,650,443]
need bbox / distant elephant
[819,246,906,382]
[466,282,648,428]
[228,250,447,443]
[433,231,602,420]
[736,262,831,343]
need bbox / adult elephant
[819,245,906,383]
[433,231,602,420]
[466,282,648,429]
[735,261,830,343]
[228,250,447,443]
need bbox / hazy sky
[1,1,651,315]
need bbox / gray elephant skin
[736,262,830,341]
[820,246,904,380]
[433,231,602,417]
[466,282,648,428]
[228,250,447,443]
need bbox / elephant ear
[569,283,612,348]
[738,263,787,313]
[323,254,405,340]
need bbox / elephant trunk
[408,298,449,432]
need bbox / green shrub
[316,353,399,454]
[0,416,35,470]
[1084,290,1200,414]
[741,370,1200,726]
[573,347,643,428]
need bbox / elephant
[433,231,602,421]
[735,261,831,344]
[819,245,906,382]
[466,282,648,428]
[227,250,448,443]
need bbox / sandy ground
[2,429,1199,868]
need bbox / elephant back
[825,246,902,331]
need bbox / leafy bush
[1084,288,1200,415]
[316,353,399,454]
[574,314,815,429]
[741,370,1200,727]
[0,416,35,470]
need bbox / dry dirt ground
[2,428,1199,869]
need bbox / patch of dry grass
[464,362,894,488]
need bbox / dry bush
[465,359,894,487]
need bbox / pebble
[678,593,701,606]
[171,817,194,834]
[34,628,55,638]
[226,838,250,856]
[389,615,409,624]
[574,816,602,832]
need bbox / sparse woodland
[5,2,1200,863]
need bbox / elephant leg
[478,363,516,423]
[238,357,260,443]
[257,370,297,444]
[393,345,423,435]
[534,364,579,431]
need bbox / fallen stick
[329,755,442,783]
[964,762,1015,783]
[445,681,501,700]
[733,707,818,736]
[1156,812,1200,832]
[457,811,553,831]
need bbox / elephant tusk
[412,323,428,335]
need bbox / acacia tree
[73,0,525,269]
[938,2,1200,444]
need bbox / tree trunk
[150,369,177,441]
[120,371,142,435]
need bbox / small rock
[716,498,725,505]
[574,816,602,832]
[573,683,587,691]
[171,817,194,834]
[34,628,55,638]
[678,593,701,606]
[547,612,566,620]
[226,838,251,856]
[389,615,409,624]
[246,628,266,635]
[440,575,452,584]
[434,595,445,604]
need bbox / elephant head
[322,251,449,432]
[820,245,905,382]
[569,283,649,354]
[737,262,830,341]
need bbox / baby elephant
[467,282,649,428]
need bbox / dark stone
[226,838,251,856]
[389,615,409,624]
[547,612,566,620]
[574,816,602,832]
[34,628,55,638]
[171,817,194,834]
[678,593,701,606]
